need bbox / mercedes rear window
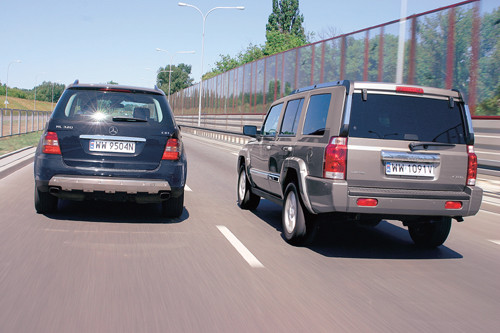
[52,89,173,126]
[348,93,466,144]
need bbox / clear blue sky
[1,0,497,90]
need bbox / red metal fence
[171,0,498,117]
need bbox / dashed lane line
[489,240,500,246]
[216,225,264,268]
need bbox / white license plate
[385,162,434,177]
[89,140,135,153]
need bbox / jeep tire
[237,165,260,210]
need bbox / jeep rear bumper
[306,176,483,217]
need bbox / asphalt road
[0,134,499,333]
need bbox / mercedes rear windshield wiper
[112,117,148,122]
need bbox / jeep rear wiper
[112,117,148,122]
[409,142,455,151]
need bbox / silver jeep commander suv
[237,81,483,247]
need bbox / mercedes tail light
[42,131,61,154]
[466,145,477,186]
[324,137,347,180]
[162,138,180,160]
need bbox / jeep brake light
[324,137,347,180]
[162,138,180,160]
[99,88,132,93]
[42,131,61,154]
[396,86,424,94]
[466,145,477,186]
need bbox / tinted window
[349,94,466,144]
[261,103,283,136]
[53,89,172,126]
[303,93,331,135]
[280,98,304,136]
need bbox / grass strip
[0,131,42,156]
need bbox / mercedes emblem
[109,126,119,135]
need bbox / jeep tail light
[162,138,180,160]
[466,145,477,186]
[324,137,347,180]
[42,131,61,154]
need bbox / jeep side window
[302,93,332,135]
[280,98,304,136]
[261,103,283,136]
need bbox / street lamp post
[34,72,46,111]
[5,60,22,107]
[156,48,195,103]
[178,2,244,126]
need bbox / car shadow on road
[251,200,463,260]
[44,199,189,224]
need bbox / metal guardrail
[0,109,51,138]
[177,115,500,177]
[472,118,500,176]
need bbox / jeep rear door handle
[282,146,293,152]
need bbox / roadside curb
[0,146,36,180]
[0,146,34,160]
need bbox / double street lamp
[178,2,244,126]
[5,60,22,107]
[155,48,195,103]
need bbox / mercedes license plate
[89,140,135,153]
[385,162,434,177]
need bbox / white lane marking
[216,225,264,268]
[481,198,500,208]
[475,150,500,156]
[185,185,192,192]
[479,210,500,217]
[489,240,500,246]
[475,134,500,139]
[232,152,239,156]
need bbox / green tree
[265,0,307,55]
[33,81,65,103]
[203,44,266,80]
[157,63,194,96]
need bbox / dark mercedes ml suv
[237,81,483,247]
[34,81,187,218]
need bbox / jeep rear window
[52,89,173,126]
[348,93,466,144]
[303,93,331,136]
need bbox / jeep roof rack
[290,80,351,95]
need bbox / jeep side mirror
[243,125,258,138]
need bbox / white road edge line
[216,225,264,268]
[185,185,192,192]
[489,240,500,246]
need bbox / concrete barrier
[177,114,500,176]
[473,118,500,177]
